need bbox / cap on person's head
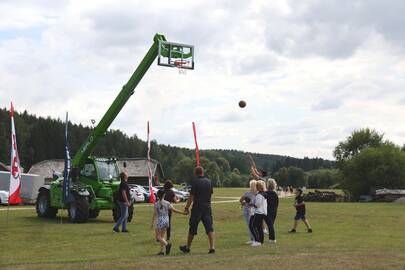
[194,166,204,176]
[164,180,174,189]
[119,172,128,181]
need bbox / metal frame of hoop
[173,59,189,75]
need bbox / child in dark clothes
[288,188,313,233]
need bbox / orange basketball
[239,100,247,108]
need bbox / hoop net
[173,59,189,75]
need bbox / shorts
[189,207,214,235]
[294,211,306,221]
[156,216,170,229]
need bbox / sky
[1,0,405,160]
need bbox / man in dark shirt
[180,166,215,254]
[113,172,131,233]
[289,188,313,233]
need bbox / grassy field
[1,188,405,270]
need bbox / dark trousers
[249,214,266,243]
[167,210,172,241]
[265,213,277,240]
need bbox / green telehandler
[35,34,194,223]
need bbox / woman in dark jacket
[265,178,279,243]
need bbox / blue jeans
[114,201,128,231]
[243,209,254,240]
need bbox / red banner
[192,122,200,167]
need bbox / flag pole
[7,102,23,228]
[6,193,10,229]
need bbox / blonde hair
[267,178,277,191]
[249,180,257,193]
[256,180,267,192]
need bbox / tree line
[0,108,335,187]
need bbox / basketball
[239,100,246,108]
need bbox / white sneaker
[263,229,269,235]
[245,240,253,245]
[269,239,277,244]
[251,241,262,247]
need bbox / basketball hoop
[157,40,194,73]
[174,59,189,75]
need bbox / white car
[0,190,9,205]
[129,186,145,203]
[172,188,190,202]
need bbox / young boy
[288,188,313,233]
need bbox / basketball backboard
[157,41,194,70]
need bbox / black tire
[68,195,89,223]
[88,209,100,219]
[112,203,134,223]
[36,189,58,218]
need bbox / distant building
[28,159,64,183]
[117,158,164,186]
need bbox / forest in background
[0,108,336,187]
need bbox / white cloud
[1,0,405,160]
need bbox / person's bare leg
[292,220,298,230]
[186,233,194,248]
[208,232,215,250]
[157,229,167,252]
[303,219,312,229]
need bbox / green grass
[0,188,404,270]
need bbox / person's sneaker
[288,229,296,233]
[263,228,269,235]
[208,249,215,254]
[245,240,253,245]
[113,227,119,233]
[165,243,172,255]
[269,239,277,244]
[308,228,313,233]
[179,245,190,254]
[122,229,129,233]
[251,241,262,247]
[157,252,165,256]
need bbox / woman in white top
[249,180,267,246]
[239,180,257,244]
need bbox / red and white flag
[9,102,22,205]
[147,121,156,203]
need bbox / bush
[340,144,405,199]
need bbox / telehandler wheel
[112,203,134,223]
[88,209,100,219]
[68,195,89,223]
[36,189,58,218]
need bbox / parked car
[131,185,150,202]
[172,188,189,202]
[142,185,159,198]
[129,186,145,203]
[0,190,9,205]
[181,183,192,192]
